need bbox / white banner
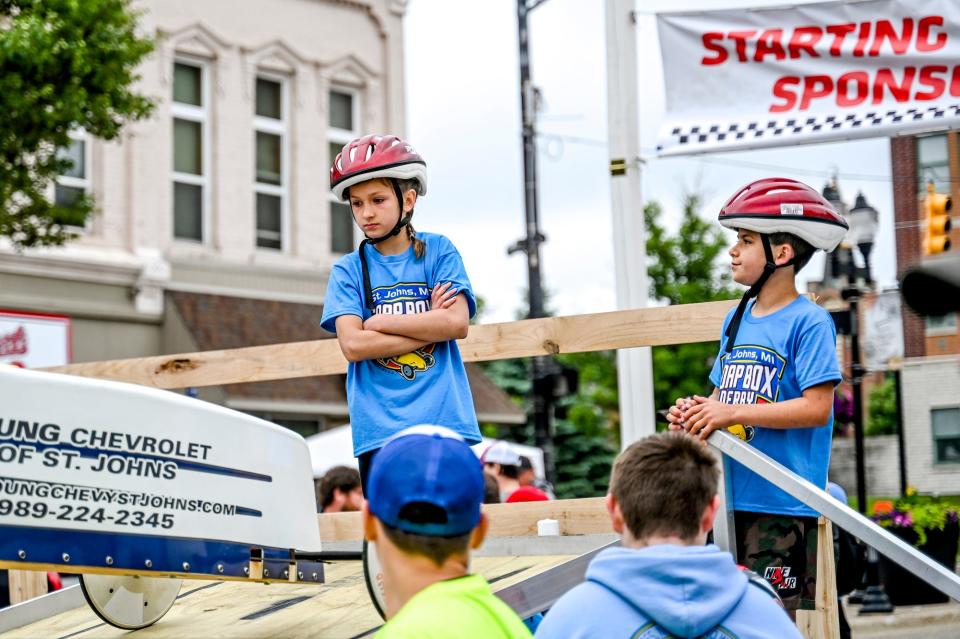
[656,0,960,156]
[863,290,904,371]
[0,310,70,368]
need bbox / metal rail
[495,540,618,619]
[708,430,960,602]
[0,584,85,634]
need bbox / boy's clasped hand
[667,395,738,441]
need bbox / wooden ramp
[5,554,573,638]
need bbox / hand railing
[709,430,960,602]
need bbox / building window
[932,407,960,464]
[917,134,950,194]
[329,88,359,254]
[53,133,91,227]
[172,61,207,242]
[255,76,287,251]
[926,312,957,334]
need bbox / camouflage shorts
[734,511,818,611]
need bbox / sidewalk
[846,600,960,638]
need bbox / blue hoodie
[535,544,801,639]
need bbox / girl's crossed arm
[362,282,469,343]
[334,315,430,363]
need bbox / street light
[840,192,894,615]
[849,192,879,286]
[840,192,878,515]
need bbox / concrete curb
[845,600,960,637]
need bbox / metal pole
[850,296,867,513]
[511,0,555,484]
[516,0,545,320]
[604,0,655,448]
[893,369,908,496]
[712,454,738,561]
[846,284,894,612]
[849,292,868,514]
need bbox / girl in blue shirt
[321,134,481,485]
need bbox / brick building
[889,132,960,492]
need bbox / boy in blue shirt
[668,178,848,614]
[364,426,532,638]
[536,432,800,639]
[321,135,481,485]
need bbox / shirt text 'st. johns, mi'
[709,296,841,517]
[320,232,481,456]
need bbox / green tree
[866,375,897,436]
[0,0,154,248]
[478,292,619,498]
[644,194,739,421]
[552,350,618,498]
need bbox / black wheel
[362,539,387,620]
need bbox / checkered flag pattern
[657,104,960,156]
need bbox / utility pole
[508,0,555,484]
[605,0,655,446]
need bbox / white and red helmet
[718,178,849,354]
[330,134,427,201]
[718,178,848,251]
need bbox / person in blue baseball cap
[363,425,531,638]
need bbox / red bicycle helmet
[330,134,427,201]
[718,178,848,251]
[718,178,848,353]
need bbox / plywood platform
[5,554,573,638]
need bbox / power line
[538,130,960,188]
[691,155,896,182]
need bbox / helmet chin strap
[723,235,797,354]
[358,179,414,311]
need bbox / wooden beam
[44,300,735,388]
[9,569,47,605]
[318,510,363,544]
[481,497,610,537]
[318,497,609,542]
[796,517,841,639]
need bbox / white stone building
[900,356,960,494]
[0,0,523,436]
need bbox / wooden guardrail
[44,300,736,388]
[319,497,610,542]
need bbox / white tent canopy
[305,425,545,480]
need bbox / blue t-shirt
[709,296,841,517]
[320,232,481,456]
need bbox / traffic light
[923,181,952,255]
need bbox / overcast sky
[403,0,896,322]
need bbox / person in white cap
[481,440,524,502]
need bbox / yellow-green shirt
[377,574,532,638]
